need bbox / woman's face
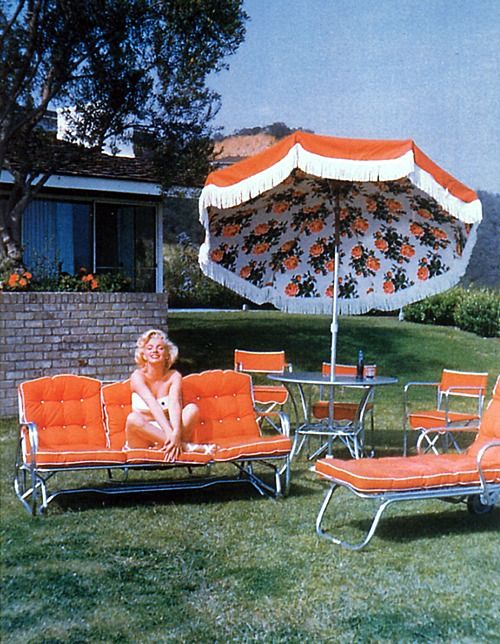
[143,336,168,366]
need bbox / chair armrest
[476,440,500,505]
[257,410,291,437]
[404,382,439,416]
[20,421,39,466]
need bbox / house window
[21,198,158,291]
[95,203,157,292]
[21,200,92,276]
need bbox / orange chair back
[182,370,260,443]
[101,380,132,450]
[234,349,286,374]
[440,369,488,398]
[18,375,106,450]
[467,376,500,456]
[321,363,377,377]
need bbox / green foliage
[1,0,248,265]
[455,288,500,338]
[0,266,131,293]
[404,287,499,337]
[164,235,246,308]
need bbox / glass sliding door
[95,203,157,291]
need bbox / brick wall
[0,292,169,417]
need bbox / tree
[0,0,247,267]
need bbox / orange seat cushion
[315,449,500,493]
[409,410,480,430]
[124,448,212,465]
[26,447,126,467]
[312,401,373,421]
[19,375,107,452]
[253,384,288,405]
[213,435,292,461]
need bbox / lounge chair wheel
[466,495,494,515]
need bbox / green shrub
[164,235,247,308]
[403,287,465,326]
[403,287,499,337]
[455,289,500,337]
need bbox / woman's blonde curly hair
[134,329,178,369]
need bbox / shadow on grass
[347,505,500,544]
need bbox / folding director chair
[404,369,488,455]
[234,349,291,429]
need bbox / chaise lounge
[15,369,292,515]
[314,376,500,550]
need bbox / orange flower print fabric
[206,172,471,307]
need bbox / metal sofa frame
[14,373,291,516]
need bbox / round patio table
[268,371,398,459]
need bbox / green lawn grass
[1,313,499,643]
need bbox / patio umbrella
[198,131,482,376]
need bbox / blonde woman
[125,329,212,459]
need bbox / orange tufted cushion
[182,370,261,443]
[101,380,131,450]
[19,375,107,451]
[315,451,500,493]
[213,435,291,461]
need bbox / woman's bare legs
[125,411,168,449]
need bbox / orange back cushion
[18,375,106,449]
[440,369,488,398]
[321,363,377,377]
[234,350,285,373]
[467,376,500,457]
[182,370,260,443]
[101,380,132,449]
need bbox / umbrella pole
[329,193,341,384]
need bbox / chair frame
[316,441,500,550]
[404,371,487,455]
[234,349,292,430]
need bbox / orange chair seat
[409,410,480,430]
[124,448,212,465]
[312,401,373,421]
[252,384,288,405]
[213,435,292,461]
[26,448,126,467]
[316,448,500,493]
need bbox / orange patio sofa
[314,376,500,550]
[15,370,291,515]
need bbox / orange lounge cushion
[409,410,480,430]
[312,401,373,421]
[252,384,288,405]
[315,448,500,493]
[213,434,292,461]
[29,448,126,467]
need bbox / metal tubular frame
[404,381,485,456]
[14,413,291,516]
[316,440,500,550]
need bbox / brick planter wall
[0,292,169,417]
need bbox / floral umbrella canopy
[199,132,482,370]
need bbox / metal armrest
[20,421,39,466]
[476,440,500,504]
[256,409,291,437]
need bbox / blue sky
[209,0,500,193]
